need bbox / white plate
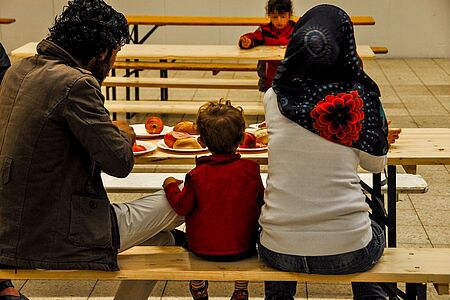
[131,124,172,138]
[157,139,208,153]
[249,122,266,129]
[237,146,268,152]
[133,140,157,156]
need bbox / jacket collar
[37,39,86,70]
[196,153,241,166]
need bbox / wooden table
[132,128,450,248]
[125,15,375,44]
[11,42,374,102]
[10,42,376,60]
[0,18,15,24]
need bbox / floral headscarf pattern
[272,4,388,156]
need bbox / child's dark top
[164,153,265,256]
[239,20,296,91]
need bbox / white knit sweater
[259,88,387,256]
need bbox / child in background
[239,0,295,92]
[163,100,265,300]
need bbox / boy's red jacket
[164,154,265,256]
[239,20,296,91]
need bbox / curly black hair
[266,0,293,15]
[48,0,128,65]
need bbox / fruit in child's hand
[164,131,192,148]
[145,116,164,134]
[239,132,256,148]
[132,142,146,152]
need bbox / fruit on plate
[254,128,268,145]
[173,137,202,149]
[173,121,197,135]
[239,132,256,148]
[132,142,146,152]
[163,131,192,148]
[145,116,164,134]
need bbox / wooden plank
[103,77,258,89]
[102,173,428,194]
[105,100,264,116]
[11,43,376,60]
[371,46,388,54]
[113,61,256,72]
[0,247,449,284]
[0,18,15,24]
[125,15,375,26]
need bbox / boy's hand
[240,36,252,49]
[387,120,401,147]
[113,120,136,145]
[163,177,184,189]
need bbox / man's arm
[0,43,11,84]
[64,76,134,178]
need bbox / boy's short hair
[196,100,245,155]
[266,0,293,15]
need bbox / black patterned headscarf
[272,4,388,156]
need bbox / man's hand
[163,177,184,189]
[113,120,136,145]
[240,36,252,49]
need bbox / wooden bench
[101,172,428,195]
[1,246,448,298]
[0,18,15,24]
[125,15,376,44]
[103,77,258,90]
[104,100,264,115]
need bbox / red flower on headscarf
[310,91,364,146]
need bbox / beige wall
[1,0,449,58]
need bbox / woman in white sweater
[258,5,389,300]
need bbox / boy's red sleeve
[164,174,197,216]
[239,27,265,49]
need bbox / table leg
[387,165,397,248]
[403,165,417,174]
[160,59,168,101]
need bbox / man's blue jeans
[258,221,387,300]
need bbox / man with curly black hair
[0,1,183,299]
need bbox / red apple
[145,116,164,134]
[239,132,256,148]
[164,131,191,148]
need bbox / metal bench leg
[160,59,168,101]
[406,283,427,300]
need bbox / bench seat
[104,100,264,115]
[0,246,448,295]
[113,61,257,73]
[103,77,258,89]
[101,172,428,194]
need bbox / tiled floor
[11,58,450,299]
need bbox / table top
[11,42,375,60]
[0,18,15,24]
[125,15,375,26]
[133,128,450,166]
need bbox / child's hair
[196,99,245,155]
[266,0,293,15]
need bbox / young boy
[239,0,295,92]
[163,100,265,300]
